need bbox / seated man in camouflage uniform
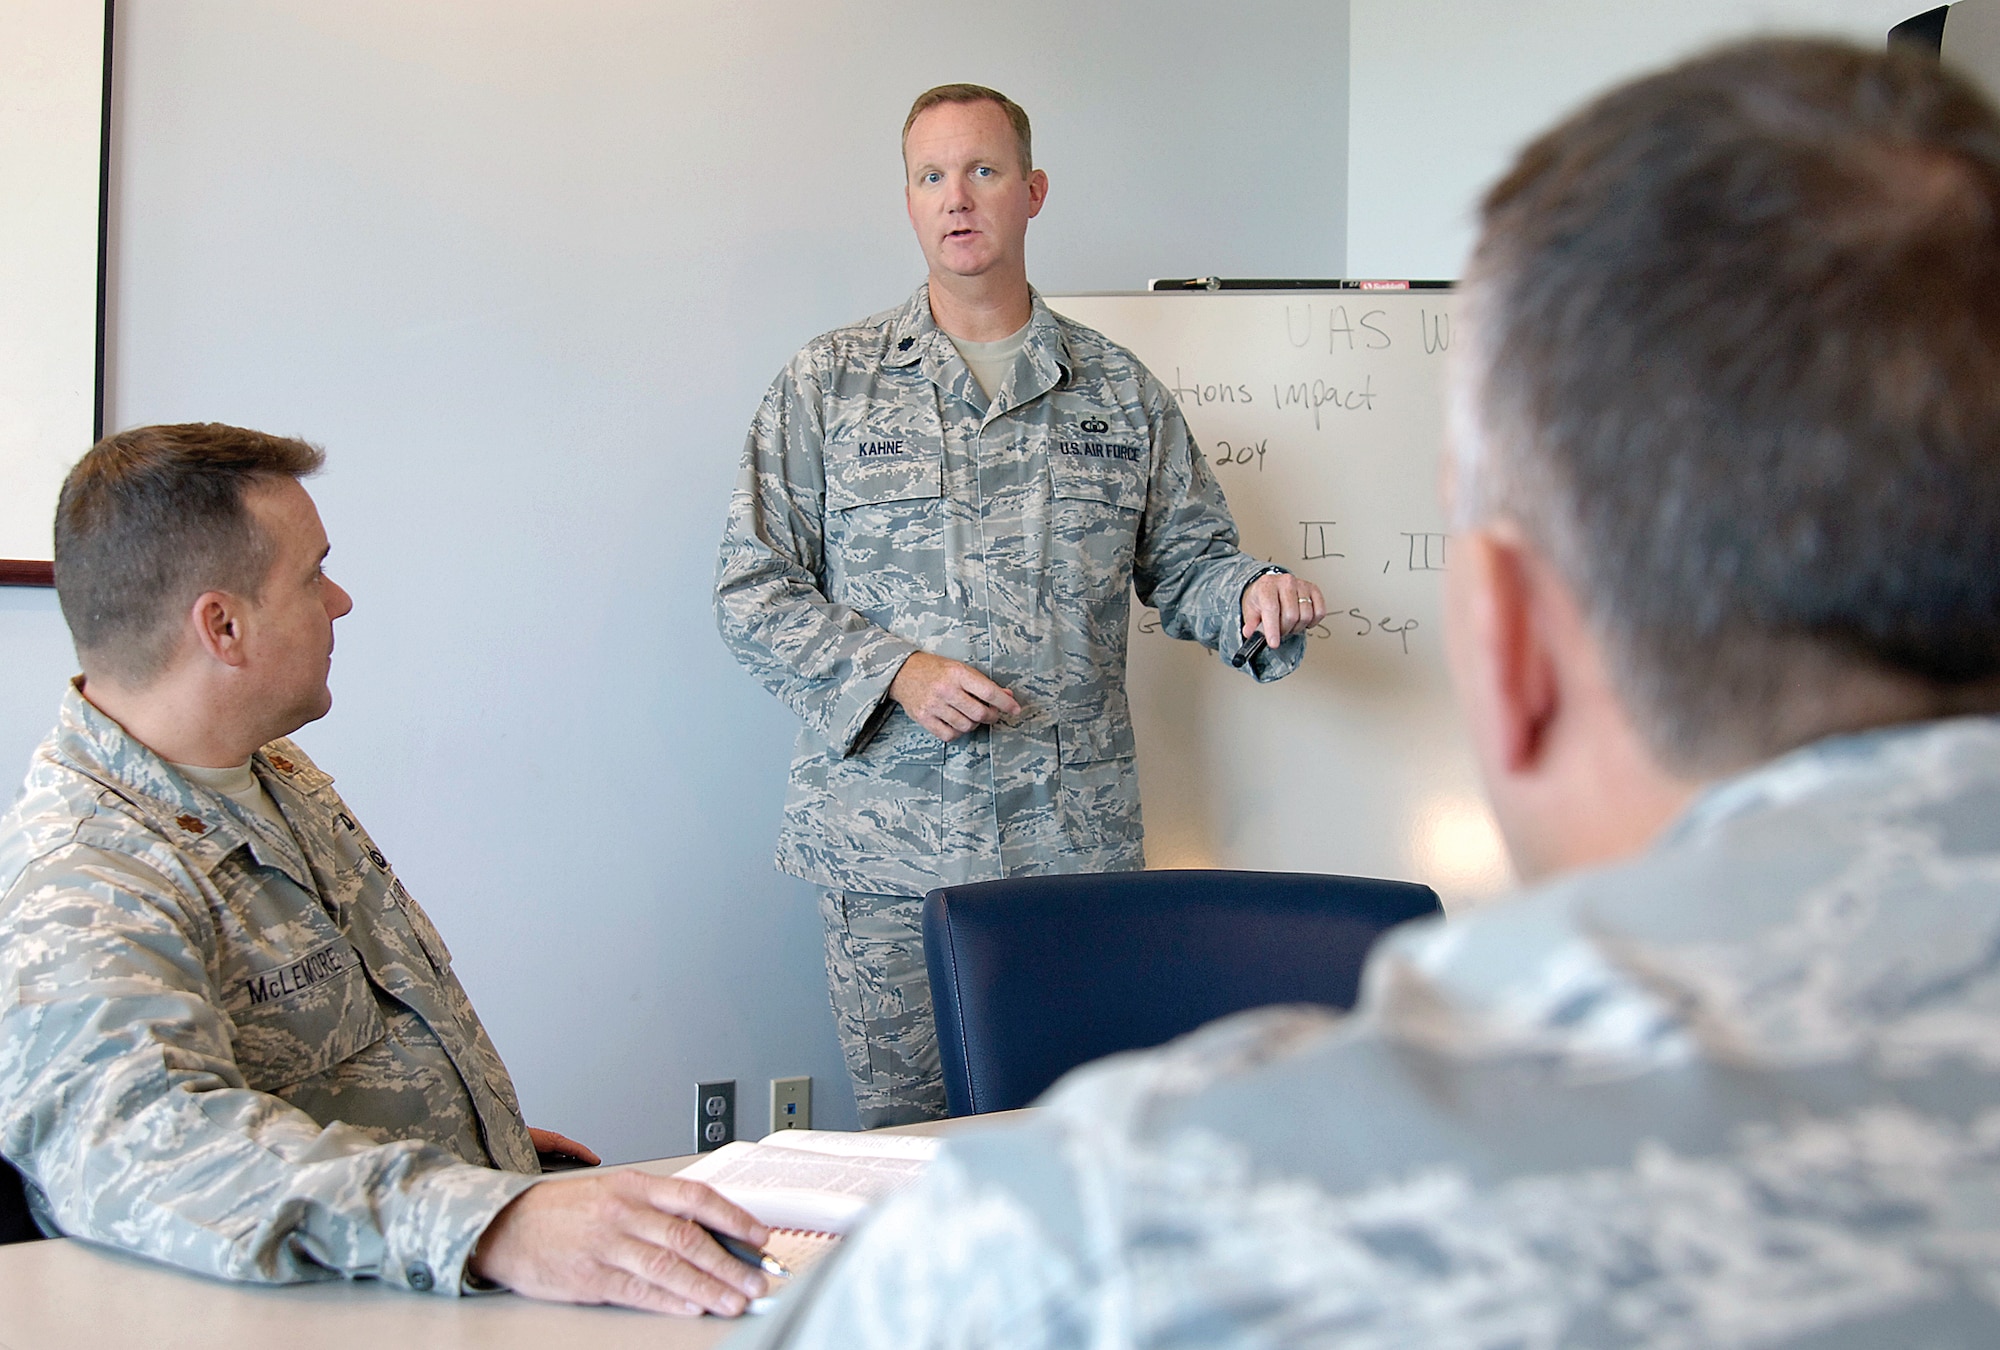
[0,424,771,1315]
[728,39,2000,1348]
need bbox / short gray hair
[1457,38,2000,773]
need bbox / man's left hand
[1241,572,1324,650]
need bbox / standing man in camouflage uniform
[715,85,1323,1127]
[727,40,2000,1347]
[0,424,772,1315]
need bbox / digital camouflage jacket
[0,683,539,1294]
[716,286,1300,896]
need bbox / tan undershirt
[948,322,1030,402]
[172,758,297,844]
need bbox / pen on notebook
[704,1225,792,1279]
[1230,631,1268,668]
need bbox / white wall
[1347,0,1928,279]
[0,0,1351,1160]
[0,592,73,778]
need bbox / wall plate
[769,1076,811,1133]
[697,1080,735,1152]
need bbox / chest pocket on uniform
[1047,450,1147,514]
[227,937,386,1093]
[822,439,946,611]
[825,438,943,511]
[1047,446,1147,614]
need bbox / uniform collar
[1665,713,2000,846]
[254,736,333,796]
[879,286,938,369]
[54,679,324,888]
[882,283,1074,411]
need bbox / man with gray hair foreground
[730,38,2000,1347]
[0,424,771,1315]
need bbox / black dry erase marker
[1231,632,1268,668]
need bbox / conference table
[0,1112,1026,1350]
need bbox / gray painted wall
[0,590,71,783]
[2,0,1351,1160]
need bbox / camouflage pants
[817,889,948,1129]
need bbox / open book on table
[678,1127,941,1234]
[678,1129,944,1307]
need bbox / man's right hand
[890,651,1021,741]
[469,1171,771,1316]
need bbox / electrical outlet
[770,1076,811,1133]
[697,1080,735,1152]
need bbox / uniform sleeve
[1131,386,1305,682]
[0,844,537,1294]
[715,359,922,756]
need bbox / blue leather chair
[922,868,1443,1116]
[0,1157,42,1245]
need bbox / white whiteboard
[1048,291,1511,909]
[0,0,105,565]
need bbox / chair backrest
[0,1155,43,1245]
[922,868,1443,1116]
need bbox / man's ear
[1450,522,1696,882]
[1454,528,1561,777]
[188,591,251,669]
[1026,168,1048,218]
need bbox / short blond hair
[902,84,1033,174]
